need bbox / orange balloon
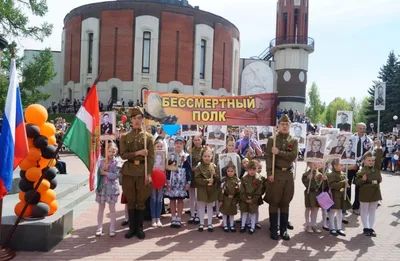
[48,136,56,145]
[34,179,50,193]
[18,192,25,202]
[49,159,56,167]
[26,148,42,161]
[40,189,56,205]
[40,123,56,138]
[38,157,56,169]
[19,158,38,171]
[28,138,35,148]
[14,201,33,218]
[26,167,42,183]
[48,200,59,216]
[25,104,48,127]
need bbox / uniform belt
[128,159,145,165]
[275,166,292,171]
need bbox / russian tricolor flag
[0,58,28,199]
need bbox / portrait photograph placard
[206,125,227,145]
[335,111,353,132]
[374,82,386,111]
[257,126,273,145]
[181,125,200,137]
[327,132,353,158]
[167,137,176,153]
[154,150,166,171]
[218,153,240,179]
[100,111,116,140]
[305,135,327,162]
[167,151,177,168]
[340,136,357,165]
[290,123,307,149]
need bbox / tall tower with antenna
[262,0,314,113]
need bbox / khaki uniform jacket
[265,133,298,180]
[120,129,155,176]
[219,176,240,216]
[191,146,203,188]
[355,148,383,202]
[195,163,220,203]
[239,173,263,214]
[301,170,326,208]
[328,170,352,210]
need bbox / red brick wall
[64,16,82,85]
[99,10,134,81]
[159,12,194,85]
[276,0,309,40]
[212,23,233,92]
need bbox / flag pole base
[0,247,15,261]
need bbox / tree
[0,0,52,41]
[354,97,369,125]
[305,82,323,123]
[324,97,352,127]
[0,43,55,111]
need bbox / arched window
[111,87,118,103]
[141,87,148,105]
[172,89,179,94]
[68,88,72,100]
[142,31,151,73]
[88,32,94,74]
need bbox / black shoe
[185,210,191,214]
[207,225,214,232]
[125,209,136,239]
[223,226,229,232]
[198,225,204,232]
[121,220,129,226]
[287,221,294,230]
[255,223,262,229]
[175,221,182,229]
[170,221,177,228]
[216,213,223,219]
[249,228,255,234]
[136,209,145,239]
[194,216,200,224]
[322,226,330,231]
[330,229,338,236]
[230,226,236,232]
[240,226,246,233]
[368,229,377,237]
[342,219,349,224]
[363,228,370,235]
[269,212,279,240]
[337,229,346,236]
[280,231,290,241]
[279,213,290,241]
[188,216,195,224]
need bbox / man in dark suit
[337,113,351,132]
[375,86,385,106]
[208,125,225,141]
[341,139,355,159]
[306,139,324,159]
[330,135,346,155]
[293,125,305,144]
[101,113,113,135]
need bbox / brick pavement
[13,157,400,261]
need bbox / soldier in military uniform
[375,86,385,106]
[264,114,298,240]
[120,107,154,239]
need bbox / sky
[13,0,400,104]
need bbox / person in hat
[354,142,383,237]
[120,107,155,239]
[264,114,298,240]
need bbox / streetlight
[393,115,398,121]
[370,123,374,133]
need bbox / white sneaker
[151,218,157,227]
[312,226,322,233]
[305,226,314,233]
[95,229,102,236]
[157,218,162,227]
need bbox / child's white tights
[97,203,116,232]
[198,201,213,226]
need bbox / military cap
[279,114,291,123]
[128,106,143,117]
[363,151,373,159]
[175,136,185,143]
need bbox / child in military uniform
[188,135,203,224]
[239,160,263,234]
[354,143,383,237]
[219,163,240,232]
[255,159,265,229]
[328,158,351,236]
[195,147,220,232]
[302,162,327,234]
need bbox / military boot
[280,213,291,241]
[125,209,136,239]
[136,209,146,239]
[269,212,279,240]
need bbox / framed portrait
[327,132,352,159]
[257,126,273,145]
[339,135,357,165]
[305,135,327,162]
[100,111,116,140]
[154,150,166,171]
[218,153,240,179]
[181,125,200,137]
[206,125,227,145]
[167,151,177,168]
[167,137,176,153]
[374,82,386,111]
[335,111,353,133]
[290,123,307,149]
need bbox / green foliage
[0,43,56,111]
[0,0,52,41]
[324,97,352,127]
[305,82,323,123]
[354,97,369,125]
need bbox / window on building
[200,39,206,79]
[111,87,118,103]
[88,33,93,74]
[294,8,299,41]
[172,89,179,94]
[141,87,148,105]
[142,31,151,73]
[304,13,308,37]
[68,88,72,100]
[283,12,288,40]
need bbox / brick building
[61,0,240,104]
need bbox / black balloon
[33,135,48,150]
[50,179,57,190]
[24,190,41,205]
[19,179,34,192]
[31,202,49,218]
[19,170,26,179]
[41,145,56,159]
[26,124,40,139]
[42,167,57,181]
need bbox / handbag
[316,176,334,210]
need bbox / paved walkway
[13,155,400,261]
